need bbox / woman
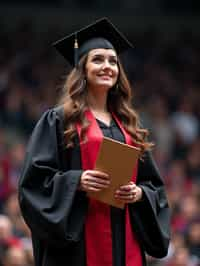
[18,18,170,266]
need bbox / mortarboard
[52,17,133,67]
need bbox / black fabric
[19,107,88,266]
[52,17,133,66]
[78,38,114,62]
[128,152,171,258]
[18,106,170,266]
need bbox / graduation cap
[52,17,133,67]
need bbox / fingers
[86,170,109,178]
[119,181,135,189]
[80,171,143,203]
[84,177,110,189]
[80,170,110,192]
[115,189,136,198]
[114,182,142,203]
[115,182,136,196]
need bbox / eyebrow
[90,53,117,59]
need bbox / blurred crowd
[0,19,199,266]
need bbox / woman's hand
[79,170,110,192]
[114,181,143,203]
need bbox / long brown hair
[57,53,153,154]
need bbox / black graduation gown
[18,106,170,266]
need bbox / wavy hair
[57,53,153,155]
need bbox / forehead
[88,48,117,57]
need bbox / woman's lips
[98,75,112,80]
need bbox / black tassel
[74,32,79,68]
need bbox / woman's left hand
[114,181,143,203]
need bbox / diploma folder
[87,137,140,208]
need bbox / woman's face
[85,48,119,91]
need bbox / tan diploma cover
[87,137,140,208]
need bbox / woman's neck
[87,90,108,113]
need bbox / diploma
[87,137,140,208]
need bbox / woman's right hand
[79,170,110,192]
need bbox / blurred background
[0,1,200,266]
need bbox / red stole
[76,110,142,266]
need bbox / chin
[97,82,114,89]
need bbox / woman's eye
[110,59,117,65]
[92,57,102,63]
[91,56,117,65]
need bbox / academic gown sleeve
[18,108,88,247]
[129,151,170,258]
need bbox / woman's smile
[97,74,112,80]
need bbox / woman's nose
[102,60,111,69]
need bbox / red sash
[76,110,142,266]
